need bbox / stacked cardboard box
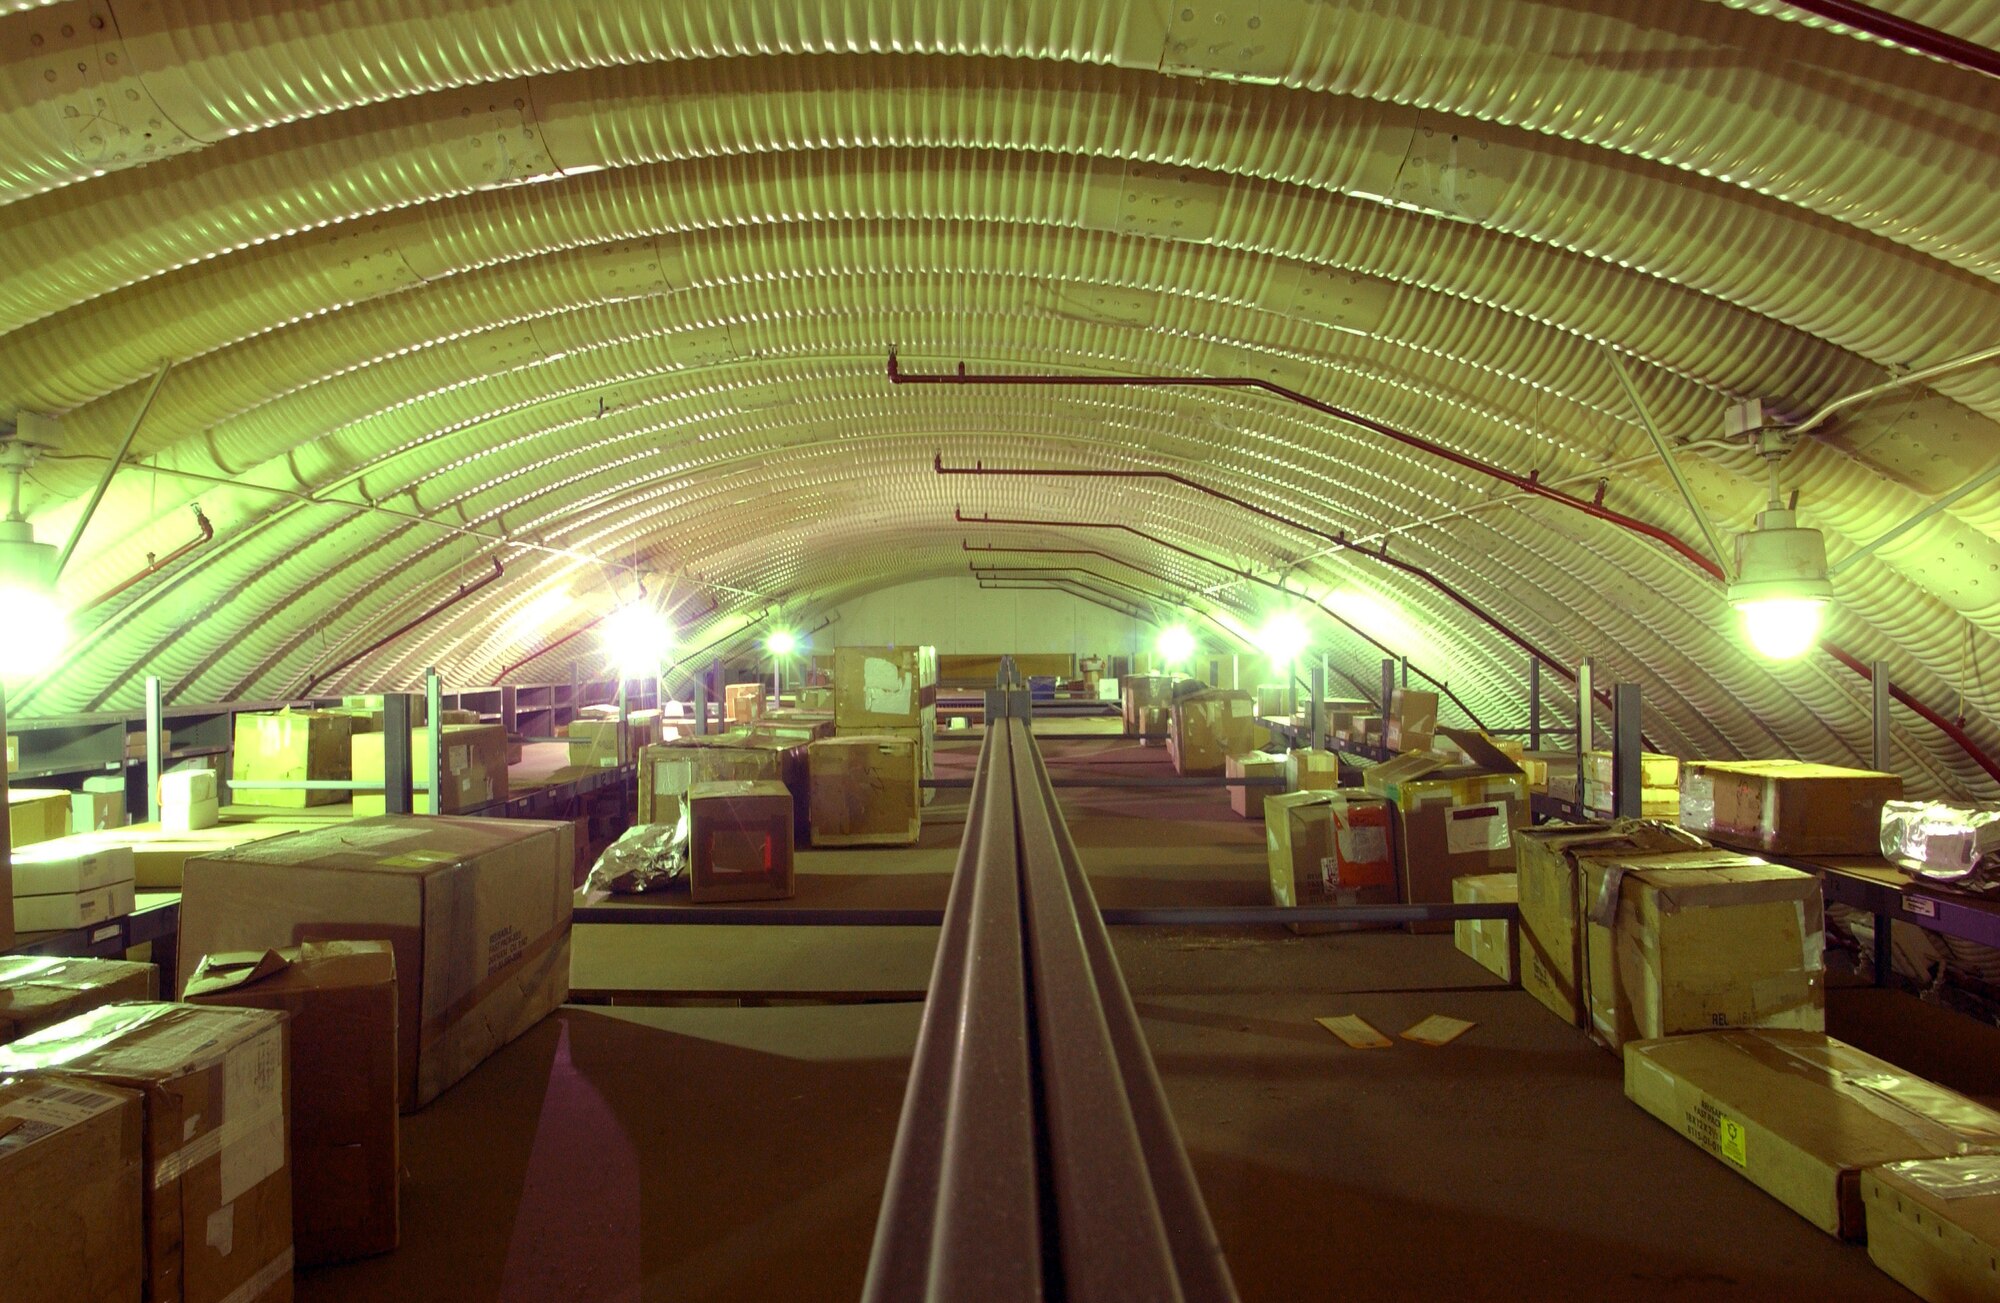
[689,780,796,902]
[832,646,938,802]
[186,941,400,1265]
[351,723,510,817]
[808,736,920,847]
[1330,707,1380,749]
[1452,873,1517,983]
[1680,760,1904,856]
[724,683,768,726]
[70,775,127,833]
[1514,821,1709,1026]
[1362,729,1527,931]
[565,718,629,769]
[1121,674,1175,739]
[65,821,318,889]
[178,815,573,1109]
[161,768,220,831]
[1225,752,1286,818]
[232,710,355,809]
[1626,1031,2000,1240]
[0,955,156,1044]
[0,1074,145,1303]
[639,736,810,842]
[1582,750,1681,820]
[9,838,135,931]
[8,788,70,849]
[332,695,427,733]
[1384,688,1438,752]
[1264,790,1398,934]
[1863,1156,2000,1301]
[1169,689,1256,776]
[1284,748,1340,793]
[0,1002,295,1303]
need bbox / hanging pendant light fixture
[1727,450,1833,662]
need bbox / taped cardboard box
[1254,684,1289,719]
[1513,820,1706,1027]
[0,955,157,1045]
[1265,790,1397,934]
[564,719,627,769]
[1226,752,1286,818]
[1583,780,1681,822]
[638,737,796,834]
[844,706,937,807]
[160,769,219,833]
[1170,690,1257,777]
[833,646,938,730]
[231,711,354,810]
[10,837,134,896]
[1582,849,1824,1052]
[14,880,135,932]
[0,1075,145,1303]
[808,736,920,847]
[1583,750,1681,791]
[0,1002,293,1303]
[75,822,319,890]
[1384,688,1438,753]
[9,788,70,849]
[186,942,399,1266]
[177,815,573,1110]
[1362,729,1527,932]
[72,775,128,833]
[1680,760,1904,856]
[1284,749,1341,795]
[1452,873,1517,983]
[723,683,767,726]
[351,723,509,817]
[1625,1030,2000,1241]
[1863,1156,2000,1303]
[689,781,795,903]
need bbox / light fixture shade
[0,518,65,677]
[1727,506,1833,661]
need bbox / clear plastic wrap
[1879,800,2000,892]
[585,815,690,895]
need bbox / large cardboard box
[71,823,318,890]
[1583,750,1681,791]
[9,788,71,849]
[1362,729,1527,932]
[1626,1031,2000,1241]
[10,837,134,896]
[809,736,919,847]
[0,1003,294,1303]
[563,718,626,769]
[1584,780,1680,821]
[1452,873,1517,983]
[231,712,354,810]
[833,646,938,731]
[724,683,768,726]
[689,781,795,903]
[351,724,509,817]
[1680,760,1903,856]
[1513,820,1705,1026]
[72,776,128,833]
[1583,850,1824,1052]
[1284,748,1341,794]
[1226,752,1286,818]
[1864,1156,2000,1302]
[640,736,810,840]
[186,942,399,1266]
[1170,690,1256,776]
[177,815,572,1110]
[0,1075,145,1303]
[1121,674,1175,738]
[1265,790,1397,934]
[1384,688,1438,752]
[0,955,157,1044]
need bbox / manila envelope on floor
[1362,728,1525,933]
[0,1075,146,1303]
[186,941,399,1266]
[177,816,573,1110]
[1626,1030,2000,1240]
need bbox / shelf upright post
[382,693,415,816]
[145,676,164,825]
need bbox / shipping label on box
[0,1075,145,1303]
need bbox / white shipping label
[218,1030,286,1204]
[1319,856,1340,897]
[1335,826,1389,873]
[1,1083,120,1134]
[862,657,914,716]
[1444,804,1509,855]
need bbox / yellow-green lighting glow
[1155,625,1196,666]
[603,604,672,675]
[1737,597,1825,662]
[1257,613,1309,666]
[0,583,64,678]
[766,629,798,656]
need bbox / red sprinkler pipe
[1778,0,2000,82]
[970,562,1184,608]
[301,557,504,695]
[80,506,214,613]
[978,578,1147,620]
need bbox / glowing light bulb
[767,629,798,656]
[603,604,672,675]
[1258,613,1309,666]
[1155,625,1196,666]
[0,584,65,678]
[1737,598,1825,662]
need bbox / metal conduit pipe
[908,356,2000,784]
[958,508,1496,729]
[79,506,215,614]
[298,556,504,696]
[1775,0,2000,82]
[978,578,1149,620]
[971,563,1184,609]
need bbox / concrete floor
[299,733,1943,1302]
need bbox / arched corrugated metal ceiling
[2,0,1996,799]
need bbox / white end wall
[814,578,1149,659]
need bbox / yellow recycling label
[1717,1115,1748,1167]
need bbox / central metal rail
[862,713,1239,1302]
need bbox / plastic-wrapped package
[1880,800,2000,892]
[586,816,690,895]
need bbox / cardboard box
[0,955,157,1044]
[177,815,573,1109]
[14,880,136,931]
[1284,748,1341,795]
[10,837,135,896]
[1363,729,1527,932]
[640,736,810,840]
[1626,1031,2000,1240]
[1583,779,1680,821]
[351,723,510,817]
[749,710,837,745]
[1265,790,1397,934]
[1226,752,1286,818]
[1254,684,1289,719]
[232,711,354,809]
[851,709,937,807]
[72,776,128,833]
[1170,690,1256,776]
[0,1002,294,1303]
[1680,760,1904,856]
[124,728,171,760]
[4,733,13,772]
[1583,750,1681,791]
[0,1075,145,1303]
[1121,674,1175,738]
[833,646,938,730]
[689,780,795,903]
[1513,820,1706,1026]
[724,683,768,726]
[808,736,920,847]
[1385,688,1438,752]
[75,822,319,890]
[564,718,627,769]
[1452,873,1517,983]
[9,788,71,849]
[1863,1156,2000,1302]
[186,942,399,1265]
[1583,849,1824,1052]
